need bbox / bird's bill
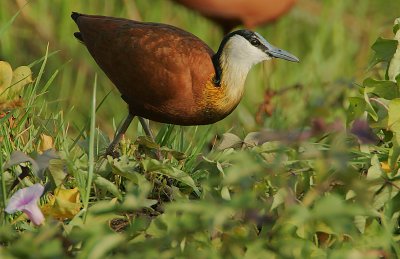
[266,46,299,62]
[254,32,299,62]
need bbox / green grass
[1,0,400,258]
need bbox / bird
[172,0,298,34]
[71,12,299,155]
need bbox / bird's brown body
[74,14,235,125]
[72,13,299,155]
[173,0,298,33]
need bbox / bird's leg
[105,113,135,156]
[104,93,159,158]
[118,95,155,144]
[138,117,164,160]
[105,114,161,158]
[138,117,155,140]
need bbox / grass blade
[0,150,6,223]
[0,10,20,38]
[83,75,97,222]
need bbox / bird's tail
[73,32,84,42]
[71,12,81,23]
[71,12,84,43]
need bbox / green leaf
[243,132,261,146]
[368,37,398,69]
[363,91,378,121]
[388,43,400,81]
[313,194,364,218]
[135,136,160,149]
[345,190,356,200]
[388,99,400,132]
[363,78,399,99]
[122,195,158,210]
[354,215,367,233]
[142,159,200,195]
[367,155,385,193]
[389,133,400,170]
[373,184,399,210]
[48,159,67,187]
[368,155,384,181]
[346,97,366,124]
[94,176,122,200]
[270,188,287,211]
[83,233,126,259]
[159,146,187,160]
[217,133,243,150]
[120,181,158,210]
[108,156,147,185]
[221,186,231,200]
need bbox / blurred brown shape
[255,89,275,124]
[172,0,298,33]
[246,118,343,146]
[255,84,302,125]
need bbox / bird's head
[213,29,299,85]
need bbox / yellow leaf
[39,134,54,152]
[42,187,82,220]
[381,161,392,173]
[0,61,13,95]
[10,66,33,95]
[55,187,80,203]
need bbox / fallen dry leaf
[39,134,54,153]
[42,187,82,220]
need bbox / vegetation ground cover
[1,1,400,258]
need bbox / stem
[83,75,97,222]
[0,149,7,224]
[370,97,389,111]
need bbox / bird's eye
[250,38,260,46]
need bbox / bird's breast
[197,75,245,122]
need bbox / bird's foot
[104,145,120,158]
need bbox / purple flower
[5,184,45,225]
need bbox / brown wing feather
[74,14,216,124]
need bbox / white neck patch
[219,35,271,102]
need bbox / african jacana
[172,0,298,34]
[71,13,299,155]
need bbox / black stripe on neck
[211,54,222,86]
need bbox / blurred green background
[2,1,400,257]
[1,0,399,139]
